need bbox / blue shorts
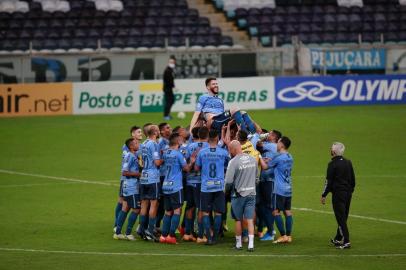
[211,111,231,132]
[200,191,226,214]
[124,194,141,209]
[163,190,184,211]
[259,181,274,210]
[140,182,161,200]
[273,194,292,211]
[185,183,201,209]
[118,180,124,197]
[231,195,256,221]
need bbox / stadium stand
[0,0,234,52]
[212,0,406,47]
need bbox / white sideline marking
[293,208,406,225]
[0,182,81,188]
[295,175,406,178]
[1,169,405,225]
[0,169,118,187]
[0,247,405,258]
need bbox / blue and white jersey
[262,141,276,153]
[267,152,293,197]
[137,142,145,168]
[122,144,129,156]
[195,94,224,115]
[260,142,278,182]
[162,149,187,194]
[249,133,260,150]
[196,146,229,193]
[120,144,129,181]
[123,143,142,169]
[158,137,170,177]
[121,152,140,196]
[185,141,209,185]
[179,143,188,158]
[140,139,160,184]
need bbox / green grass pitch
[0,105,405,270]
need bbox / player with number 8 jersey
[196,147,229,193]
[195,129,230,245]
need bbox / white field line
[0,169,118,187]
[0,182,82,188]
[292,208,406,225]
[295,175,406,178]
[0,247,405,258]
[0,169,405,225]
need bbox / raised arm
[259,157,269,170]
[189,111,201,133]
[122,171,141,178]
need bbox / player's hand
[321,197,326,205]
[190,155,196,164]
[191,149,199,161]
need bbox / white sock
[235,235,242,248]
[248,235,254,249]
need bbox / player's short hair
[198,126,209,139]
[237,130,248,142]
[143,123,153,135]
[272,130,282,141]
[147,125,159,136]
[205,77,217,87]
[130,126,140,134]
[169,132,180,146]
[125,138,135,148]
[173,126,182,133]
[262,128,268,133]
[158,122,169,131]
[332,142,345,156]
[191,127,200,139]
[169,55,176,61]
[143,123,152,129]
[280,136,291,149]
[208,129,218,140]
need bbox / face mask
[169,63,175,68]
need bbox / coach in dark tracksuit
[321,142,355,249]
[163,56,176,120]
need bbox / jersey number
[166,166,172,180]
[143,155,149,169]
[209,163,216,178]
[284,169,292,183]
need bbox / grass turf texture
[0,105,405,270]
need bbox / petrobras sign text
[275,75,406,108]
[73,81,140,114]
[310,49,386,70]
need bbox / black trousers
[163,88,174,117]
[332,191,352,243]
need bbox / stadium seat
[221,36,233,46]
[0,0,17,13]
[15,1,29,13]
[168,36,186,47]
[3,0,403,52]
